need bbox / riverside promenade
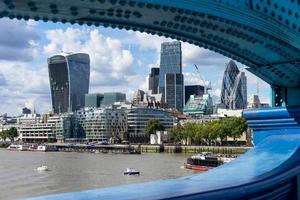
[132,145,250,154]
[46,143,250,155]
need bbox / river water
[0,149,198,200]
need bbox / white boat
[37,165,49,172]
[28,144,38,151]
[124,168,140,175]
[7,144,30,151]
[37,145,57,152]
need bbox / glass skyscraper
[220,60,247,109]
[48,53,90,113]
[148,67,159,94]
[158,41,183,111]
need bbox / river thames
[0,149,198,200]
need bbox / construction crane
[194,64,212,94]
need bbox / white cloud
[0,18,39,62]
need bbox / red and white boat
[184,153,236,171]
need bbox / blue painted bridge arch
[1,0,300,106]
[1,0,300,199]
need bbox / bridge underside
[1,0,300,107]
[2,0,300,199]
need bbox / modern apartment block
[48,52,90,113]
[158,41,184,111]
[19,114,73,143]
[19,123,56,143]
[220,60,247,109]
[75,107,127,142]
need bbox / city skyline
[0,18,270,115]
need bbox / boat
[124,168,140,175]
[29,144,38,151]
[184,153,236,171]
[36,145,57,152]
[7,144,30,151]
[37,165,49,171]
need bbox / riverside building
[75,107,127,142]
[127,108,175,143]
[19,114,73,143]
[48,52,90,113]
[19,123,56,143]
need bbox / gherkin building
[220,60,247,109]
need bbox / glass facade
[102,92,126,106]
[148,67,159,94]
[185,85,205,104]
[183,94,213,118]
[75,108,127,141]
[158,41,183,111]
[48,53,90,113]
[127,108,174,143]
[165,73,184,111]
[220,60,247,109]
[85,93,104,108]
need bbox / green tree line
[0,127,18,142]
[169,117,247,146]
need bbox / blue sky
[0,18,270,115]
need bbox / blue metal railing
[24,107,300,200]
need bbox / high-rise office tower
[165,73,184,111]
[48,53,90,113]
[158,41,183,111]
[148,67,159,94]
[220,60,247,109]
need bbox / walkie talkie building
[48,53,90,114]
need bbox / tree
[0,130,8,141]
[168,124,184,143]
[7,127,18,142]
[182,123,198,144]
[228,117,248,143]
[145,119,164,137]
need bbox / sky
[0,18,271,116]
